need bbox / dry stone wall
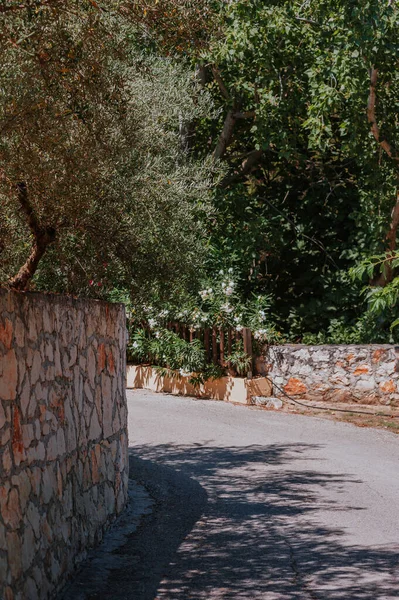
[0,289,128,600]
[261,345,399,405]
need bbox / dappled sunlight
[110,442,399,599]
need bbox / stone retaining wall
[0,289,128,600]
[260,345,399,405]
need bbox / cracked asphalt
[63,390,399,599]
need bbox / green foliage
[350,252,399,335]
[128,327,227,386]
[225,341,251,376]
[0,2,216,300]
[127,269,281,344]
[4,0,399,344]
[131,328,206,373]
[193,0,399,342]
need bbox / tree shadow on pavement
[104,442,398,600]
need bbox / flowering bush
[129,270,280,339]
[126,269,282,381]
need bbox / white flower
[228,267,234,274]
[219,270,224,275]
[155,331,161,339]
[221,303,233,313]
[148,318,157,328]
[179,368,191,377]
[221,282,226,289]
[225,286,234,296]
[259,310,266,320]
[254,328,268,340]
[236,325,243,332]
[132,341,139,349]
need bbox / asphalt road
[69,390,399,600]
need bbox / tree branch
[233,111,256,119]
[367,67,399,161]
[294,17,321,26]
[8,182,56,291]
[211,66,230,101]
[372,192,399,286]
[221,149,263,188]
[367,67,399,285]
[214,109,237,160]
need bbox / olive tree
[0,1,215,299]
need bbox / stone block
[87,346,96,389]
[0,521,6,550]
[0,402,6,430]
[89,408,102,441]
[354,379,375,393]
[26,503,41,539]
[6,531,22,579]
[2,446,12,475]
[0,350,18,401]
[252,397,283,409]
[42,466,57,505]
[0,318,13,350]
[30,350,42,387]
[11,471,31,513]
[284,377,307,396]
[1,487,22,530]
[21,525,35,570]
[23,578,38,600]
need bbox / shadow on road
[103,442,398,600]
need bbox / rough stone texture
[0,289,128,600]
[251,397,283,409]
[260,345,399,406]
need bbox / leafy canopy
[0,0,216,300]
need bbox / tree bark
[8,182,56,291]
[211,66,230,101]
[367,67,399,286]
[214,109,237,160]
[367,67,399,162]
[221,149,263,188]
[372,192,399,286]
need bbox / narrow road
[67,390,399,599]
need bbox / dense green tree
[134,0,399,340]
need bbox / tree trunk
[367,67,399,286]
[372,192,399,286]
[8,182,56,291]
[214,109,237,160]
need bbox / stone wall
[260,345,399,406]
[0,289,128,600]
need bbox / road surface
[66,390,399,599]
